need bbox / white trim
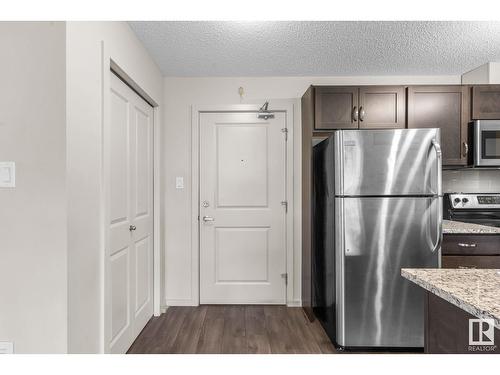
[166,298,199,306]
[190,105,200,306]
[199,299,286,304]
[101,47,162,353]
[100,40,108,354]
[153,103,161,317]
[190,101,295,306]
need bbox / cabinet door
[407,86,469,166]
[358,86,406,129]
[472,85,500,119]
[442,255,500,269]
[442,234,500,255]
[314,86,358,130]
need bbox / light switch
[175,177,184,189]
[0,341,14,354]
[0,162,15,188]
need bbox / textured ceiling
[129,21,500,76]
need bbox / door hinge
[281,200,288,213]
[281,128,288,141]
[281,273,288,285]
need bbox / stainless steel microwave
[473,120,500,167]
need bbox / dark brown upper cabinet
[407,86,469,166]
[472,85,500,119]
[358,86,406,129]
[314,86,358,130]
[314,86,405,130]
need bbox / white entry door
[107,72,154,353]
[199,112,287,304]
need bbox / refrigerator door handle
[431,139,442,196]
[429,139,443,254]
[431,196,443,253]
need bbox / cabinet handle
[352,106,358,122]
[359,106,365,121]
[462,142,468,156]
[458,265,478,269]
[457,243,476,248]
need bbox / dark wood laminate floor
[127,305,336,354]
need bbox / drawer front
[442,234,500,255]
[442,255,500,269]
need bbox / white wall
[0,22,67,353]
[462,62,500,84]
[163,75,461,307]
[66,21,163,353]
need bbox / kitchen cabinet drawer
[407,85,469,166]
[442,234,500,255]
[472,85,500,119]
[442,255,500,269]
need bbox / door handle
[352,106,358,122]
[462,142,469,156]
[430,197,443,254]
[458,243,477,248]
[431,140,442,196]
[202,216,214,222]
[129,225,137,231]
[359,106,365,121]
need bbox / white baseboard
[200,298,285,304]
[166,298,302,307]
[165,298,199,307]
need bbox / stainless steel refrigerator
[312,129,442,350]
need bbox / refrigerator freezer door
[336,196,441,348]
[334,129,441,196]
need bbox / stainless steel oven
[473,120,500,167]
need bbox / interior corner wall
[0,22,67,353]
[66,21,163,353]
[162,75,461,308]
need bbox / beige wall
[0,22,67,353]
[162,75,462,307]
[66,21,163,353]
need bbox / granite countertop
[402,268,500,329]
[442,220,500,235]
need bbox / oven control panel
[449,193,500,209]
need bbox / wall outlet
[0,341,14,354]
[175,177,184,189]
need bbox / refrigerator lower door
[336,196,441,348]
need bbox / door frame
[191,102,295,306]
[101,51,162,353]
